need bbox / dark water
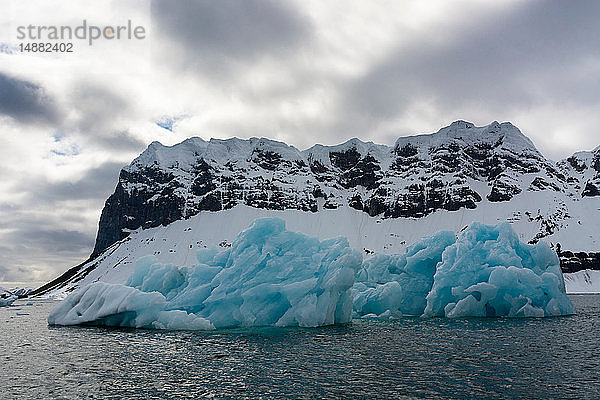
[1,295,599,399]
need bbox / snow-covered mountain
[33,121,600,297]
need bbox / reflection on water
[1,295,599,399]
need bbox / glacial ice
[0,287,18,307]
[48,219,575,330]
[48,218,362,329]
[422,222,574,318]
[353,222,575,318]
[352,230,456,317]
[0,295,16,307]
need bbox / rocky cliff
[94,120,597,259]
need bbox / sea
[1,295,598,399]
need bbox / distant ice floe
[0,286,32,307]
[48,219,575,330]
[0,296,16,307]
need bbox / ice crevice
[48,218,575,330]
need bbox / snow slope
[564,270,600,294]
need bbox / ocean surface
[1,295,599,399]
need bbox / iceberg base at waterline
[48,218,575,331]
[0,296,16,307]
[0,286,20,307]
[48,218,361,330]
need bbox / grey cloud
[0,210,97,281]
[0,263,35,283]
[0,72,60,125]
[87,130,147,152]
[341,1,600,131]
[6,228,94,253]
[3,160,124,204]
[71,83,130,132]
[0,161,126,281]
[68,81,147,152]
[0,208,96,282]
[26,160,124,203]
[152,0,311,75]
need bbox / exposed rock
[91,122,595,263]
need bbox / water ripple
[0,295,599,399]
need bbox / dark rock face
[558,246,600,273]
[582,182,600,197]
[557,147,600,198]
[487,176,522,202]
[529,177,560,192]
[92,167,186,256]
[91,122,590,258]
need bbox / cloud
[0,159,127,281]
[6,228,95,254]
[70,83,131,132]
[0,72,60,125]
[151,0,311,75]
[90,130,147,152]
[23,160,124,203]
[63,82,147,153]
[338,0,600,139]
[0,227,94,282]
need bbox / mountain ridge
[31,120,600,297]
[93,120,582,256]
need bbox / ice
[48,218,362,329]
[47,281,214,330]
[423,222,575,318]
[354,222,575,318]
[353,231,455,316]
[0,295,16,307]
[48,219,574,330]
[0,287,18,307]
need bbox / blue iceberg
[422,222,574,318]
[352,230,456,316]
[353,222,575,318]
[48,219,575,330]
[48,218,362,329]
[0,296,16,307]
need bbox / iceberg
[48,218,362,330]
[48,219,574,331]
[0,287,18,307]
[422,222,574,318]
[352,230,456,316]
[0,295,16,307]
[353,222,575,318]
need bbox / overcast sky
[1,0,599,283]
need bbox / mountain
[33,121,600,297]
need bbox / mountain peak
[393,120,539,156]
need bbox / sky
[1,0,599,283]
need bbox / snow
[564,270,600,294]
[48,218,361,330]
[354,222,574,318]
[394,121,540,157]
[49,219,574,330]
